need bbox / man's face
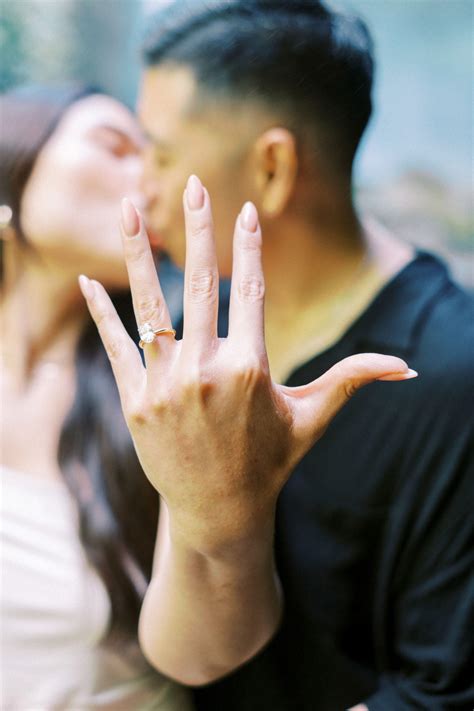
[138,65,259,276]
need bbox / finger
[287,353,417,442]
[228,202,266,359]
[120,198,174,363]
[79,274,146,404]
[182,175,219,351]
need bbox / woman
[0,85,192,710]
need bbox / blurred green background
[1,0,472,286]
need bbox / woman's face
[20,94,145,288]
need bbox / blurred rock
[358,170,473,289]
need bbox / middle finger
[182,175,219,352]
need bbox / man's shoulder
[414,268,474,377]
[358,253,473,421]
[370,251,473,377]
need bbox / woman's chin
[87,260,130,291]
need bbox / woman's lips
[145,223,165,249]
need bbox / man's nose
[140,146,160,194]
[139,168,161,207]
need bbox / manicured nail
[121,197,140,237]
[240,201,258,232]
[78,274,94,300]
[378,368,418,381]
[186,175,205,210]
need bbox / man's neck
[261,208,414,382]
[262,205,363,321]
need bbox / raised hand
[78,174,417,683]
[79,174,416,555]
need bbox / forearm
[138,498,283,686]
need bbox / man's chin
[161,243,186,270]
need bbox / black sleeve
[365,423,474,711]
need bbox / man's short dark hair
[142,0,375,176]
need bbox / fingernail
[78,274,94,300]
[240,201,258,232]
[378,368,419,381]
[186,175,205,210]
[402,368,418,379]
[121,197,140,237]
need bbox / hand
[79,175,416,555]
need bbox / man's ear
[253,128,298,218]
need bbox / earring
[0,205,13,228]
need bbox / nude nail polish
[121,197,140,237]
[402,369,418,379]
[378,368,419,381]
[78,274,94,300]
[186,175,205,210]
[240,202,258,232]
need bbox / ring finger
[120,198,175,367]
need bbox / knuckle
[198,379,215,405]
[151,395,169,416]
[343,380,359,399]
[238,275,265,303]
[188,268,217,302]
[179,379,196,401]
[236,230,262,252]
[126,404,147,427]
[125,242,148,264]
[179,366,215,404]
[187,378,215,405]
[189,221,212,240]
[178,368,199,397]
[104,337,124,363]
[94,306,111,329]
[137,296,165,325]
[234,357,265,388]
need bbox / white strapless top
[0,466,193,711]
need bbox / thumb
[288,353,417,444]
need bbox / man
[133,2,473,709]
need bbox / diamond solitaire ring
[138,323,176,348]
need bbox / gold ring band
[139,327,176,348]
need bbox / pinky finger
[79,275,146,403]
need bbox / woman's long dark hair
[0,85,159,640]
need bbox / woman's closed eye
[89,125,141,158]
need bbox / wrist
[165,517,283,622]
[167,502,277,566]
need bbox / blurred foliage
[0,0,29,91]
[358,171,473,288]
[0,0,140,103]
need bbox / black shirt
[189,253,474,711]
